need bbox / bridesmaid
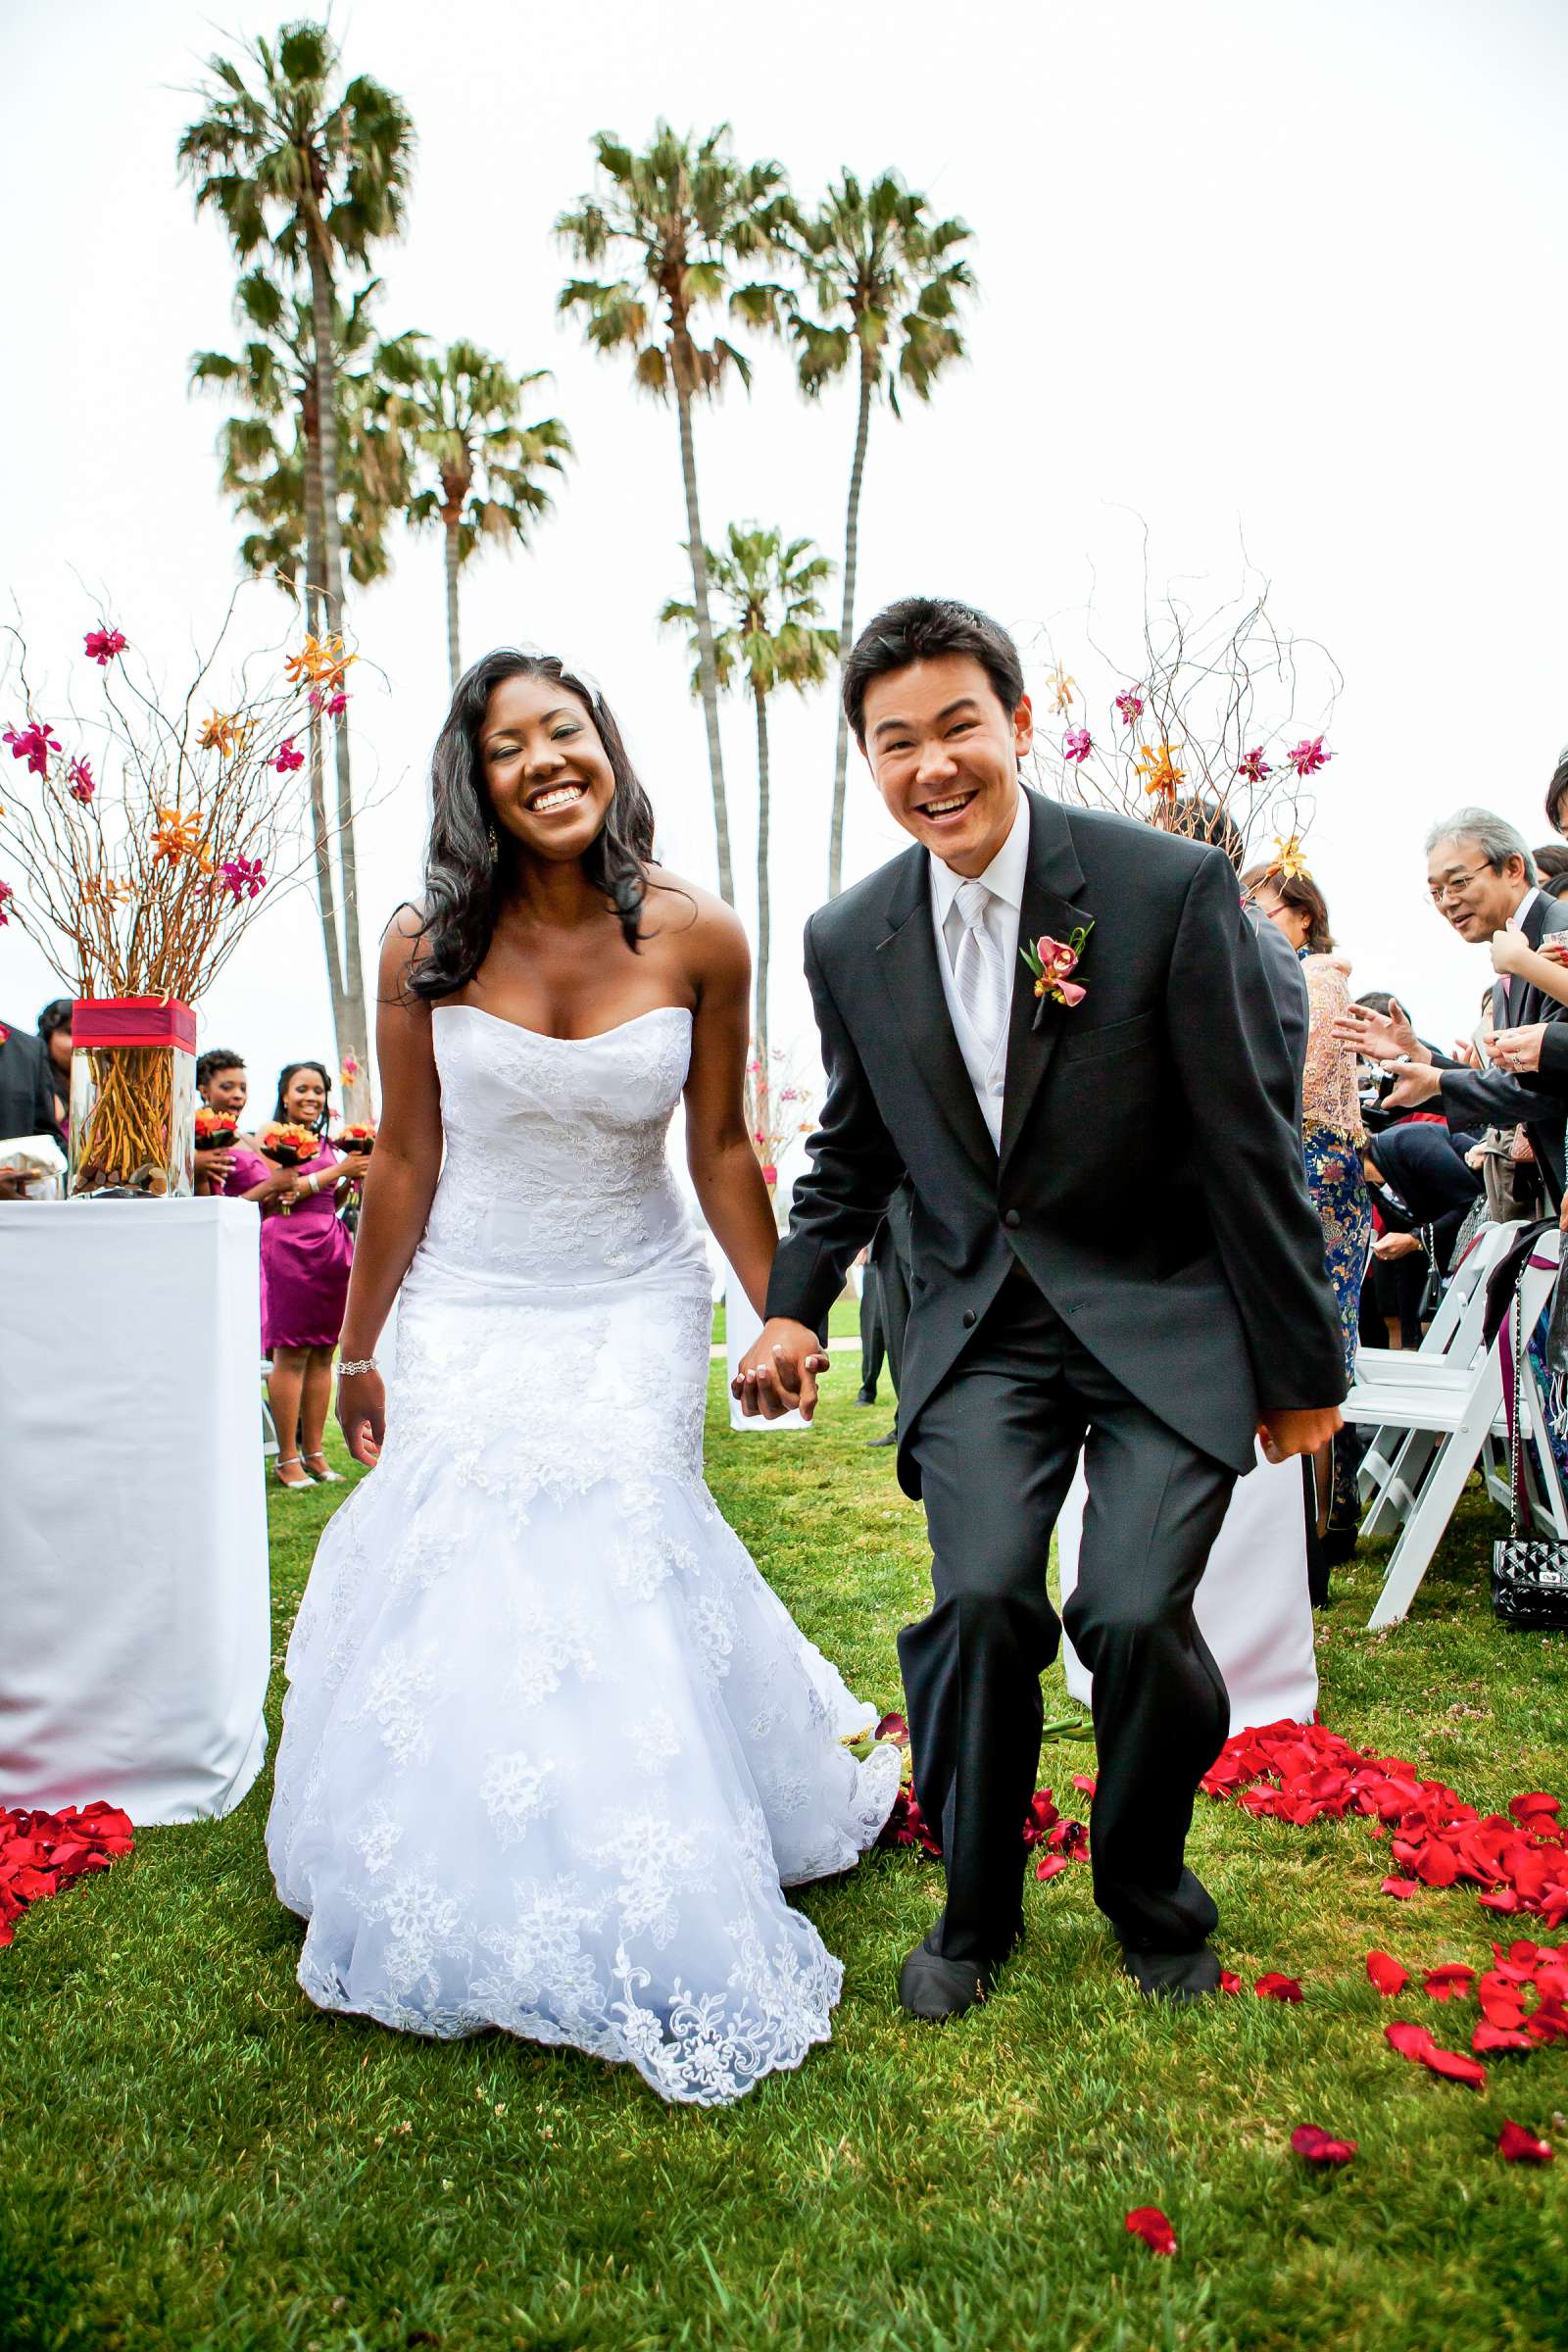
[227,1060,361,1490]
[1243,861,1372,1563]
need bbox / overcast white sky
[4,0,1566,1108]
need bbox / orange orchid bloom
[1135,744,1186,796]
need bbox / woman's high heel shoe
[303,1452,344,1484]
[274,1455,312,1490]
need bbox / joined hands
[734,1319,833,1421]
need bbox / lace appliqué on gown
[266,1005,899,2105]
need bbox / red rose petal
[1472,2021,1534,2054]
[1422,1964,1477,2001]
[1125,2206,1177,2256]
[1255,1972,1304,2003]
[1034,1855,1069,1883]
[1366,1950,1408,1996]
[1072,1772,1098,1797]
[1497,2121,1554,2163]
[1420,2046,1487,2088]
[1508,1793,1561,1827]
[1386,2020,1437,2062]
[1291,2124,1357,2166]
[1219,1970,1243,1994]
[1381,1876,1420,1899]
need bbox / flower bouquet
[333,1122,376,1157]
[0,600,359,1194]
[259,1121,320,1170]
[194,1104,240,1153]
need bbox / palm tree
[662,527,837,1070]
[789,172,974,898]
[191,270,416,1035]
[179,19,415,1100]
[558,123,793,906]
[393,341,571,686]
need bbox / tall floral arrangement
[0,602,357,1184]
[1030,578,1340,869]
[745,1046,815,1206]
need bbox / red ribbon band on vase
[72,997,197,1054]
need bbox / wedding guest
[226,1060,361,1490]
[1174,798,1308,1108]
[1545,743,1568,838]
[1243,860,1372,1567]
[195,1047,251,1193]
[1336,810,1568,1204]
[0,1016,59,1195]
[1534,845,1568,901]
[35,999,72,1139]
[1362,1119,1484,1347]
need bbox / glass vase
[68,998,196,1197]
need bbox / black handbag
[1492,1287,1568,1630]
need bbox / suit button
[961,1308,977,1328]
[1003,1209,1021,1230]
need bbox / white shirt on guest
[927,784,1030,1152]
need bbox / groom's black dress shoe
[898,1938,989,2021]
[898,1913,1021,2020]
[1119,1941,1223,2003]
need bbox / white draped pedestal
[1056,1441,1317,1736]
[0,1198,270,1823]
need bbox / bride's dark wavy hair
[404,648,657,1003]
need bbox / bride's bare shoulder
[642,867,750,980]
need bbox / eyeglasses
[1427,862,1494,906]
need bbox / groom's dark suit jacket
[1433,889,1568,1200]
[765,788,1348,1497]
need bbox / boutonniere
[1021,922,1094,1008]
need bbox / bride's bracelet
[337,1356,378,1379]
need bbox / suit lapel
[999,790,1093,1171]
[876,845,997,1176]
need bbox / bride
[267,648,900,2104]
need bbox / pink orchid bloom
[1063,727,1092,765]
[83,626,127,665]
[1286,735,1333,778]
[272,737,305,774]
[4,721,61,776]
[0,878,14,924]
[1236,747,1271,784]
[219,856,267,902]
[66,757,95,803]
[1113,691,1145,727]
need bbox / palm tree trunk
[444,515,463,688]
[301,393,347,1076]
[673,375,733,904]
[754,685,771,1076]
[303,191,370,1116]
[827,354,875,900]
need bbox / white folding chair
[1345,1229,1562,1627]
[261,1356,279,1460]
[1353,1220,1522,1540]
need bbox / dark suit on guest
[766,788,1346,1966]
[1434,890,1568,1199]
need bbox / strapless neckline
[433,1003,693,1047]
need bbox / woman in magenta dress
[227,1060,361,1490]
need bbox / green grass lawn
[6,1366,1568,2351]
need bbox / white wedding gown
[268,1004,900,2104]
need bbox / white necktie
[953,878,1007,1068]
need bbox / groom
[738,598,1346,2014]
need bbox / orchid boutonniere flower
[1021,922,1094,1009]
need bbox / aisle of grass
[5,1362,1567,2351]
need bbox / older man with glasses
[1336,807,1568,1210]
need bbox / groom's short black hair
[842,597,1025,745]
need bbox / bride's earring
[486,823,499,866]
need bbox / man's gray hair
[1424,807,1538,884]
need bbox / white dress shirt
[928,788,1030,1151]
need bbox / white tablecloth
[1056,1442,1317,1735]
[0,1199,270,1823]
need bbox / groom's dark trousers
[765,789,1348,1969]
